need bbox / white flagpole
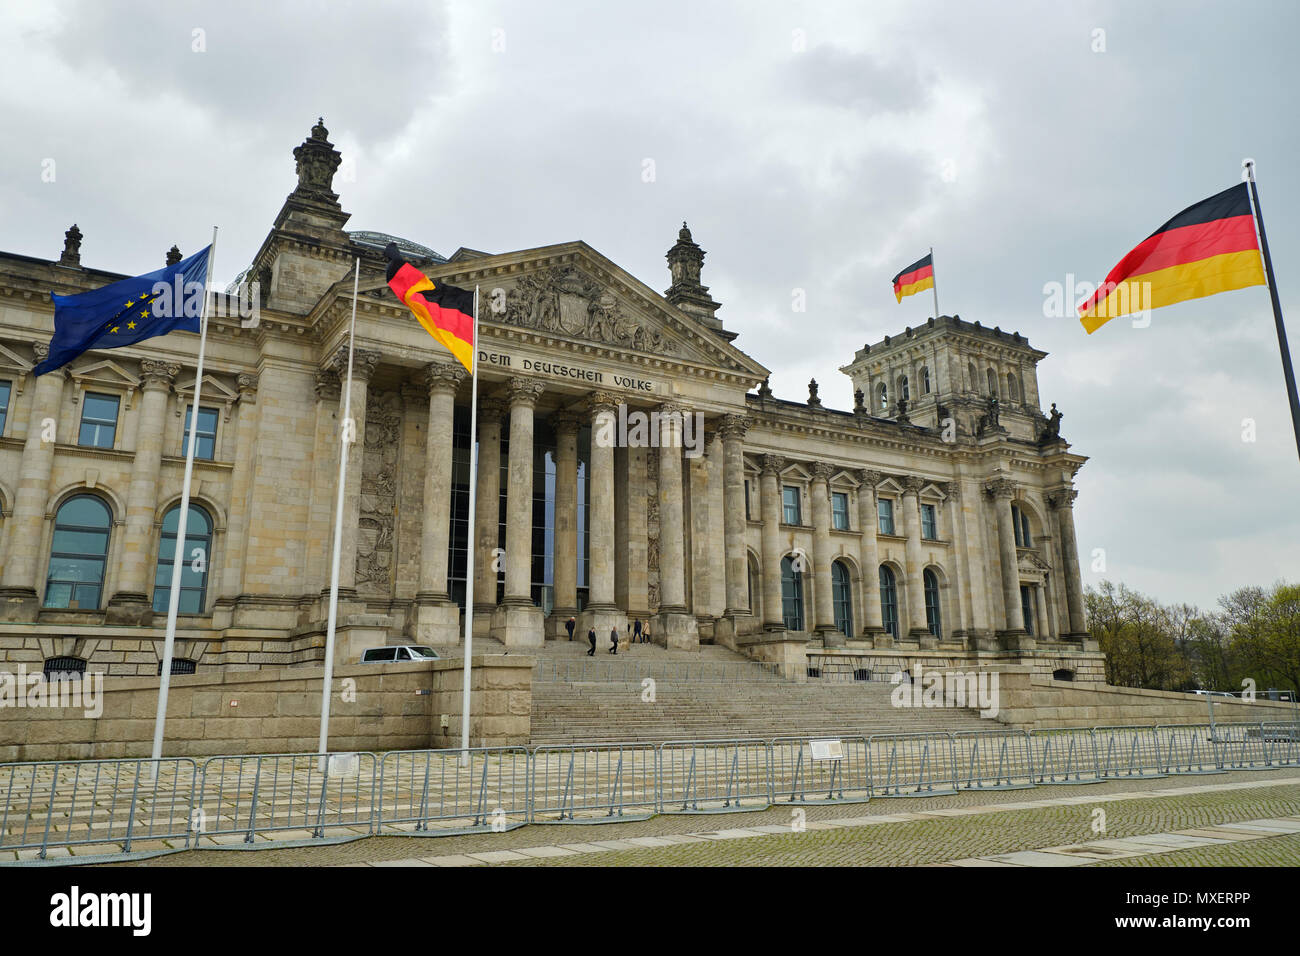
[460,286,480,763]
[151,225,218,768]
[930,246,940,319]
[318,258,361,763]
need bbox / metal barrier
[1093,725,1167,779]
[1029,729,1102,784]
[770,736,872,804]
[1259,721,1300,767]
[376,748,529,835]
[1208,722,1272,771]
[660,738,772,813]
[869,733,958,797]
[953,730,1034,790]
[1157,724,1225,775]
[533,657,790,683]
[530,743,658,822]
[0,757,197,861]
[196,751,377,844]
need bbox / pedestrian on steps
[609,627,619,654]
[566,616,576,641]
[587,628,597,656]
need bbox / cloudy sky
[2,0,1297,612]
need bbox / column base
[472,603,496,640]
[0,587,40,623]
[548,606,580,641]
[490,601,544,648]
[410,598,461,645]
[580,606,629,650]
[104,592,154,627]
[816,625,846,648]
[652,608,699,651]
[967,630,999,651]
[712,612,753,651]
[909,627,938,649]
[870,629,895,649]
[998,628,1036,652]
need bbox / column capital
[236,373,259,402]
[330,346,381,383]
[984,476,1017,500]
[940,479,961,502]
[810,461,835,484]
[760,454,786,477]
[856,468,884,488]
[551,409,585,436]
[901,475,926,496]
[32,342,51,363]
[585,390,620,417]
[656,400,686,419]
[421,361,468,396]
[139,359,180,391]
[717,413,749,441]
[504,377,544,409]
[314,368,341,402]
[1046,488,1078,510]
[478,397,506,423]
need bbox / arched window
[899,376,910,402]
[878,565,898,638]
[876,382,888,412]
[923,568,942,637]
[153,503,213,614]
[967,362,977,391]
[1011,505,1033,548]
[44,494,111,609]
[832,560,853,637]
[781,555,804,631]
[921,367,931,394]
[986,368,998,397]
[1007,374,1019,401]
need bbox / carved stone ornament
[356,389,403,593]
[984,477,1017,500]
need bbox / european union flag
[34,245,212,376]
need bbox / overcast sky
[3,0,1297,613]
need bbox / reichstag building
[0,121,1097,680]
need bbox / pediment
[0,342,34,396]
[176,374,240,422]
[1017,549,1052,573]
[68,359,140,407]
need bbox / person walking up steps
[608,627,619,654]
[566,616,576,641]
[587,627,597,656]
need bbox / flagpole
[318,258,361,764]
[1244,162,1300,465]
[151,225,218,769]
[460,286,480,764]
[930,246,940,319]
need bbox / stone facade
[0,121,1094,681]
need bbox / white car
[360,645,440,663]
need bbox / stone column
[491,378,544,647]
[940,481,968,642]
[548,410,582,639]
[0,345,65,620]
[414,361,467,643]
[471,399,504,638]
[1049,488,1088,639]
[855,469,886,644]
[810,462,840,646]
[106,359,180,624]
[759,454,786,632]
[985,477,1029,647]
[900,476,933,645]
[215,374,259,617]
[718,416,750,624]
[332,347,381,596]
[653,403,697,649]
[580,392,627,642]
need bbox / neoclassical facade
[0,121,1097,679]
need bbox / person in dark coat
[633,618,643,644]
[565,616,576,641]
[587,628,597,656]
[608,627,619,654]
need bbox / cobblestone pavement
[1095,831,1300,867]
[97,768,1300,867]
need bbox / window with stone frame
[0,378,10,437]
[181,404,220,460]
[782,485,802,525]
[920,502,938,540]
[831,491,850,530]
[78,392,120,448]
[877,497,896,535]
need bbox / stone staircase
[527,640,996,745]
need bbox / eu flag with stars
[34,245,212,376]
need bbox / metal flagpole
[930,246,940,319]
[151,225,218,769]
[318,258,362,764]
[460,286,480,765]
[1243,161,1300,465]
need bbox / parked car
[360,645,440,663]
[1191,689,1236,699]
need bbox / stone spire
[59,224,82,267]
[291,117,344,208]
[665,221,729,339]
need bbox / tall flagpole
[318,258,362,762]
[1243,161,1300,464]
[151,225,218,767]
[930,246,941,319]
[460,286,480,763]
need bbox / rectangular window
[78,392,120,448]
[744,479,751,521]
[0,379,10,436]
[831,492,849,531]
[920,503,938,540]
[782,485,801,525]
[182,405,220,460]
[1020,585,1035,636]
[877,498,895,535]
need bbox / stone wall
[0,655,532,762]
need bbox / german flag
[385,243,475,372]
[892,253,934,303]
[1079,183,1266,334]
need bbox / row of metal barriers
[2,720,1298,864]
